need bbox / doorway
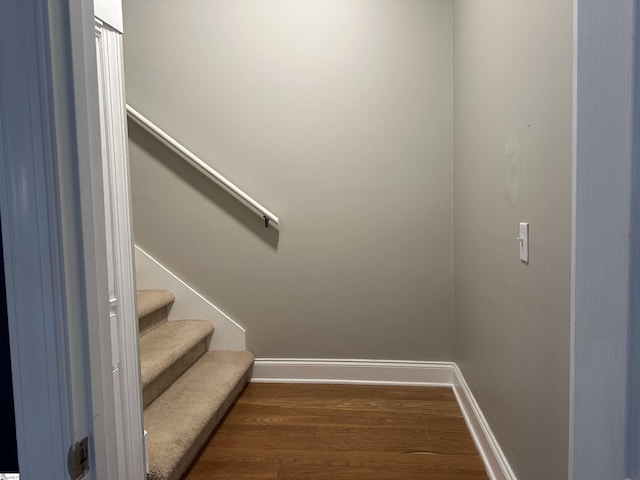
[0,215,18,474]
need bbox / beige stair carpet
[137,290,175,335]
[144,350,255,480]
[140,319,214,408]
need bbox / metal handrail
[126,105,279,229]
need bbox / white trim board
[251,359,455,386]
[251,359,517,480]
[93,0,123,33]
[95,19,146,480]
[451,365,518,480]
[134,245,246,350]
[1,0,118,477]
[570,1,635,479]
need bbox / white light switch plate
[519,222,529,263]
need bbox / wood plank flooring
[181,383,489,480]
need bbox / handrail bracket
[126,105,280,230]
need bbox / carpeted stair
[137,289,254,480]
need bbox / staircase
[137,290,254,480]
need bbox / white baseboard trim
[251,358,517,480]
[251,358,456,386]
[451,364,518,480]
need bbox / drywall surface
[453,1,572,479]
[124,0,454,360]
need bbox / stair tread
[144,350,254,480]
[139,320,215,389]
[137,290,175,319]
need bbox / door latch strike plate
[68,436,89,479]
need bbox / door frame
[627,4,640,479]
[0,0,119,478]
[570,0,636,479]
[94,16,146,479]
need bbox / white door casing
[95,17,146,480]
[0,0,119,478]
[570,1,636,479]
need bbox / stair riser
[142,335,211,408]
[139,306,171,336]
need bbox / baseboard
[251,358,517,480]
[451,364,518,480]
[251,358,456,385]
[134,245,246,350]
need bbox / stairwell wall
[123,0,455,360]
[452,1,573,479]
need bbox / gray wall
[125,1,576,476]
[124,0,454,359]
[453,1,573,480]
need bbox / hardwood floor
[181,383,489,480]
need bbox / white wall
[453,1,573,479]
[124,0,455,360]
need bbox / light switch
[518,222,529,263]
